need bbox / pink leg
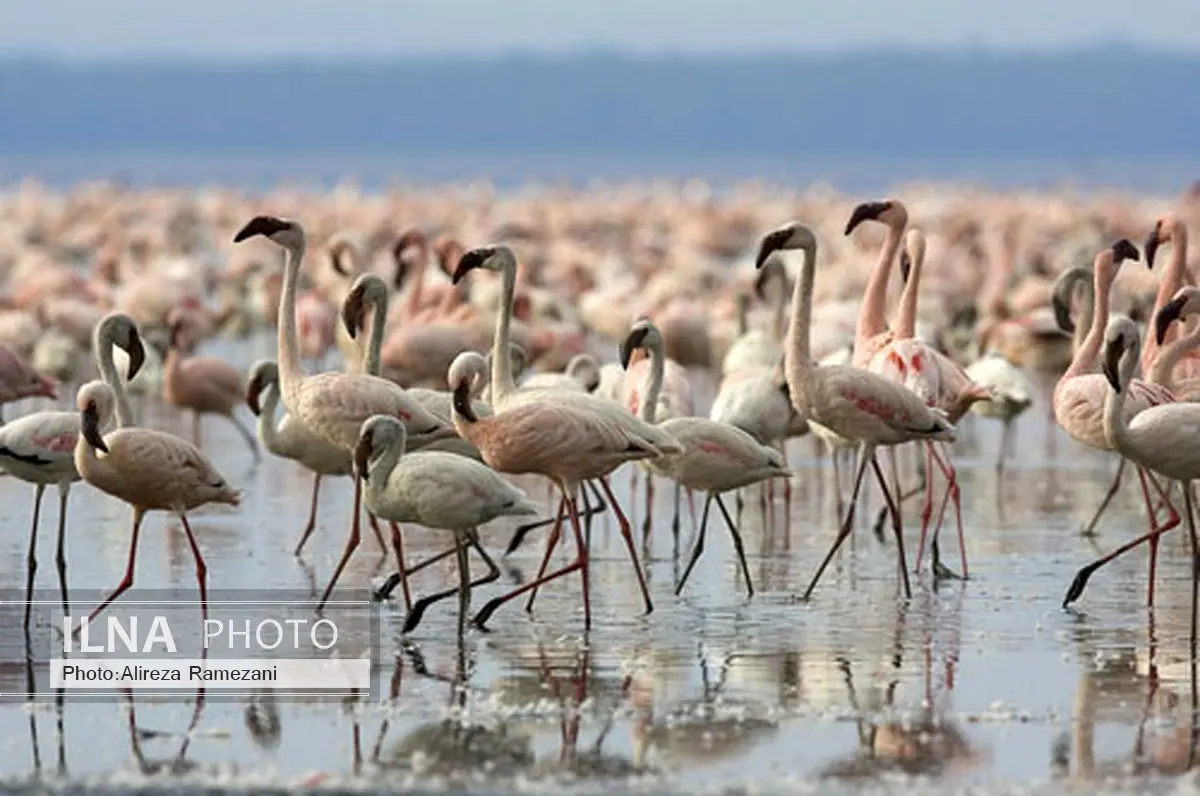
[803,444,872,601]
[596,476,653,614]
[386,521,413,612]
[318,477,363,610]
[293,474,323,557]
[564,493,592,631]
[913,445,936,571]
[929,444,967,579]
[524,498,566,612]
[178,514,209,633]
[686,488,698,529]
[75,509,144,637]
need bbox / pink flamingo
[1054,240,1179,608]
[756,221,957,600]
[1148,286,1200,398]
[233,216,457,611]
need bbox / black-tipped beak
[1155,294,1188,346]
[452,248,493,284]
[899,248,912,284]
[392,259,409,291]
[844,201,888,236]
[246,371,266,416]
[341,286,364,340]
[752,262,774,300]
[329,246,349,277]
[1052,291,1075,335]
[755,228,791,270]
[353,434,372,482]
[1103,338,1124,393]
[82,403,108,453]
[452,379,478,423]
[233,215,289,243]
[620,327,649,369]
[1111,238,1140,265]
[1144,225,1162,269]
[124,332,145,380]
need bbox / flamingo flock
[4,179,1200,657]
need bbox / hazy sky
[6,0,1200,57]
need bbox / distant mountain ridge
[1,48,1197,156]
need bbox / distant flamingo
[4,313,144,630]
[755,221,957,600]
[0,344,57,423]
[355,413,539,635]
[233,215,456,611]
[1148,286,1200,399]
[162,313,260,461]
[1054,241,1179,608]
[73,380,241,635]
[622,318,790,598]
[1101,315,1200,656]
[845,199,908,370]
[964,349,1034,471]
[1142,215,1200,383]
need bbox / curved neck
[1062,262,1112,382]
[638,337,665,425]
[404,242,429,317]
[893,252,923,341]
[1073,278,1095,354]
[93,325,134,428]
[1102,359,1134,456]
[1144,222,1190,371]
[783,243,818,396]
[855,223,903,353]
[1149,319,1200,386]
[256,380,285,454]
[363,290,388,377]
[277,240,306,399]
[489,251,520,405]
[771,270,787,342]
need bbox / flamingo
[72,379,241,635]
[245,360,387,557]
[162,313,260,461]
[964,350,1034,472]
[519,354,602,393]
[4,312,144,630]
[232,215,458,611]
[1142,215,1200,384]
[354,413,539,636]
[1148,286,1200,398]
[0,344,57,423]
[1100,315,1200,658]
[621,318,790,597]
[1054,240,1180,608]
[754,221,957,600]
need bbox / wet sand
[0,339,1196,795]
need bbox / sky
[4,0,1200,58]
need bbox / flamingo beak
[124,332,146,380]
[1155,294,1188,346]
[1144,225,1162,269]
[353,434,373,482]
[754,228,792,270]
[844,201,889,236]
[1111,238,1140,265]
[752,262,775,300]
[452,379,478,423]
[246,372,265,416]
[341,286,364,340]
[233,215,289,243]
[620,327,649,370]
[452,248,494,284]
[82,402,109,453]
[1102,338,1124,393]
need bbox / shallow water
[0,346,1198,795]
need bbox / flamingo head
[233,216,303,250]
[1050,266,1093,335]
[448,353,481,423]
[619,318,661,370]
[354,416,404,483]
[1144,215,1176,269]
[340,274,387,340]
[844,198,907,236]
[1102,316,1140,394]
[1111,238,1140,266]
[1154,286,1200,346]
[76,381,113,453]
[245,360,278,417]
[755,222,817,270]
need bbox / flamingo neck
[770,269,787,342]
[255,380,285,455]
[893,252,924,341]
[854,222,903,357]
[1144,222,1190,371]
[783,242,818,405]
[276,239,306,402]
[363,289,389,378]
[404,240,430,318]
[1061,261,1112,385]
[489,250,519,405]
[1102,351,1136,456]
[639,336,665,425]
[365,432,404,500]
[93,322,134,428]
[1072,277,1095,355]
[1148,319,1200,387]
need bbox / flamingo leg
[1183,481,1199,719]
[55,484,70,623]
[781,441,792,510]
[293,473,323,557]
[1062,465,1182,607]
[367,514,386,550]
[525,498,567,612]
[871,447,927,539]
[226,413,261,462]
[671,481,682,543]
[928,443,967,579]
[803,443,873,601]
[385,522,413,612]
[23,483,46,631]
[912,445,937,571]
[75,508,144,637]
[714,493,754,598]
[317,477,364,611]
[1080,457,1126,538]
[503,480,607,557]
[402,534,500,634]
[596,476,653,614]
[871,454,912,598]
[830,445,846,519]
[997,416,1013,474]
[178,514,209,629]
[676,493,712,595]
[642,469,654,540]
